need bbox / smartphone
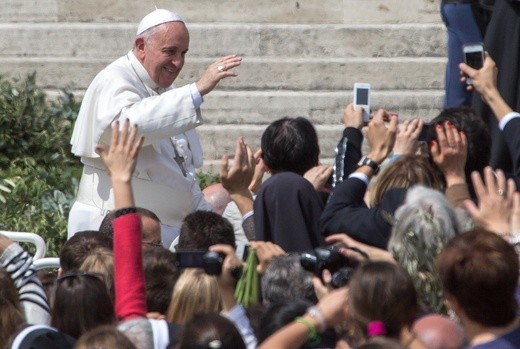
[463,42,484,85]
[353,83,371,122]
[235,243,249,262]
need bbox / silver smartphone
[463,42,484,85]
[353,82,371,122]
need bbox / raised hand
[430,121,467,186]
[463,167,516,235]
[220,137,255,215]
[95,119,144,208]
[304,165,333,191]
[342,103,364,129]
[220,137,254,195]
[196,54,242,96]
[393,118,423,156]
[366,109,398,164]
[96,119,144,183]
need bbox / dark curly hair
[426,106,491,195]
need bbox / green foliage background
[0,74,82,256]
[0,74,220,257]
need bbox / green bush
[196,171,220,190]
[0,74,81,256]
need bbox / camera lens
[331,267,355,289]
[300,252,319,275]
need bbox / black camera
[174,251,224,275]
[300,245,358,288]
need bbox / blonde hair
[79,248,115,302]
[369,154,442,207]
[166,268,222,324]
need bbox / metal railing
[0,231,47,260]
[33,257,60,270]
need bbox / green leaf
[0,73,81,256]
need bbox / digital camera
[174,251,224,276]
[300,245,359,288]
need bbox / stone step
[1,0,58,23]
[0,56,446,91]
[46,88,443,124]
[201,158,338,174]
[2,0,442,24]
[202,90,443,125]
[46,87,442,169]
[198,119,438,164]
[197,124,350,162]
[0,23,446,59]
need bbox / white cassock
[68,50,211,247]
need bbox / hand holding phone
[463,43,484,85]
[353,83,371,122]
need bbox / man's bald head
[203,183,232,215]
[413,314,466,349]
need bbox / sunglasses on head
[56,271,105,284]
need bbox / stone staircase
[0,0,446,171]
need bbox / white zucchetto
[136,9,184,35]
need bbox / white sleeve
[113,84,203,147]
[72,70,203,158]
[222,304,257,349]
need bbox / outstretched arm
[460,54,513,121]
[460,54,520,187]
[332,103,364,185]
[258,287,348,349]
[97,119,147,320]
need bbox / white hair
[388,185,460,313]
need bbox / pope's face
[136,21,190,88]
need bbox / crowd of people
[2,3,520,349]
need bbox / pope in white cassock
[68,9,242,247]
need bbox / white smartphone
[462,42,484,85]
[353,83,371,122]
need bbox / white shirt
[69,51,211,238]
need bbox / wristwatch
[357,156,380,175]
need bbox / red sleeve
[114,212,147,320]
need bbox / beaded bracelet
[114,207,137,218]
[295,316,321,346]
[306,306,327,333]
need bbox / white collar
[149,319,170,349]
[11,325,56,349]
[127,50,160,91]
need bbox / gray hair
[118,318,154,349]
[134,25,160,51]
[388,185,459,313]
[261,253,316,307]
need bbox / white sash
[76,165,192,228]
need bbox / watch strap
[357,156,380,174]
